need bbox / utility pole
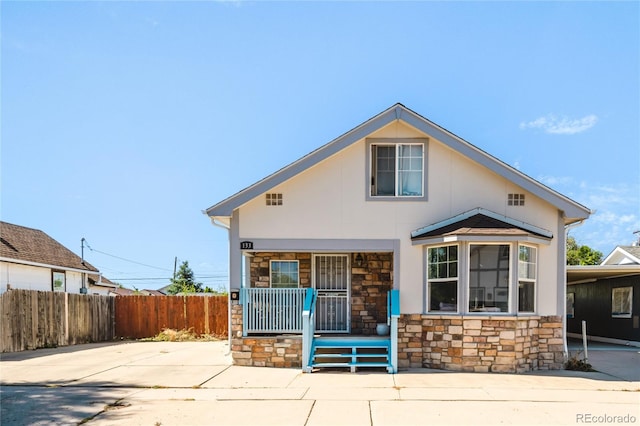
[173,256,177,281]
[81,238,86,265]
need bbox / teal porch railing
[240,288,307,335]
[302,288,317,373]
[387,289,400,373]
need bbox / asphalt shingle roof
[0,221,98,272]
[411,213,551,240]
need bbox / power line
[113,275,227,281]
[82,239,172,272]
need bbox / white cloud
[520,114,598,135]
[562,181,640,252]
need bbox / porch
[232,287,400,373]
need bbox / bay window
[424,242,542,315]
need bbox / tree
[166,261,203,294]
[566,236,603,265]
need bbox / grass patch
[565,352,596,372]
[141,328,222,342]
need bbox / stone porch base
[230,302,564,372]
[398,314,564,373]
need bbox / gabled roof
[204,103,591,223]
[602,245,640,266]
[0,221,99,273]
[88,275,117,288]
[411,208,553,245]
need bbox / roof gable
[0,221,98,272]
[205,104,591,222]
[602,245,640,265]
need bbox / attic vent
[508,193,525,206]
[266,193,283,206]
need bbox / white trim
[602,246,640,266]
[412,234,551,246]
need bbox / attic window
[266,193,283,206]
[508,194,525,206]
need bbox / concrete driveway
[1,340,638,425]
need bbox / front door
[313,254,350,333]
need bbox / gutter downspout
[209,217,232,354]
[563,218,587,361]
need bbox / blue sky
[2,1,638,290]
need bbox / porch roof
[411,208,553,245]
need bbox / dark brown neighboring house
[567,245,640,346]
[0,221,103,294]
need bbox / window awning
[411,208,553,246]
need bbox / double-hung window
[518,245,537,312]
[270,261,299,288]
[427,245,458,312]
[369,140,425,198]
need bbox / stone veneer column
[230,296,303,367]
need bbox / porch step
[310,337,392,373]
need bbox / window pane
[469,245,510,312]
[429,281,457,312]
[518,281,535,312]
[53,272,65,292]
[398,144,423,196]
[428,245,458,279]
[373,145,396,196]
[612,287,632,318]
[271,261,299,288]
[448,246,458,261]
[448,262,457,278]
[518,246,536,280]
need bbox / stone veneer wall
[230,301,303,367]
[397,315,564,373]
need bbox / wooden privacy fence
[1,290,229,353]
[0,289,115,353]
[114,295,228,339]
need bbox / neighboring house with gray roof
[205,103,591,373]
[0,221,114,295]
[567,245,640,346]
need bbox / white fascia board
[0,257,100,275]
[410,208,553,239]
[204,105,400,217]
[398,108,592,221]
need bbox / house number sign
[240,241,253,250]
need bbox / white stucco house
[0,221,115,296]
[205,104,591,373]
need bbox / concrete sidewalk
[1,340,638,425]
